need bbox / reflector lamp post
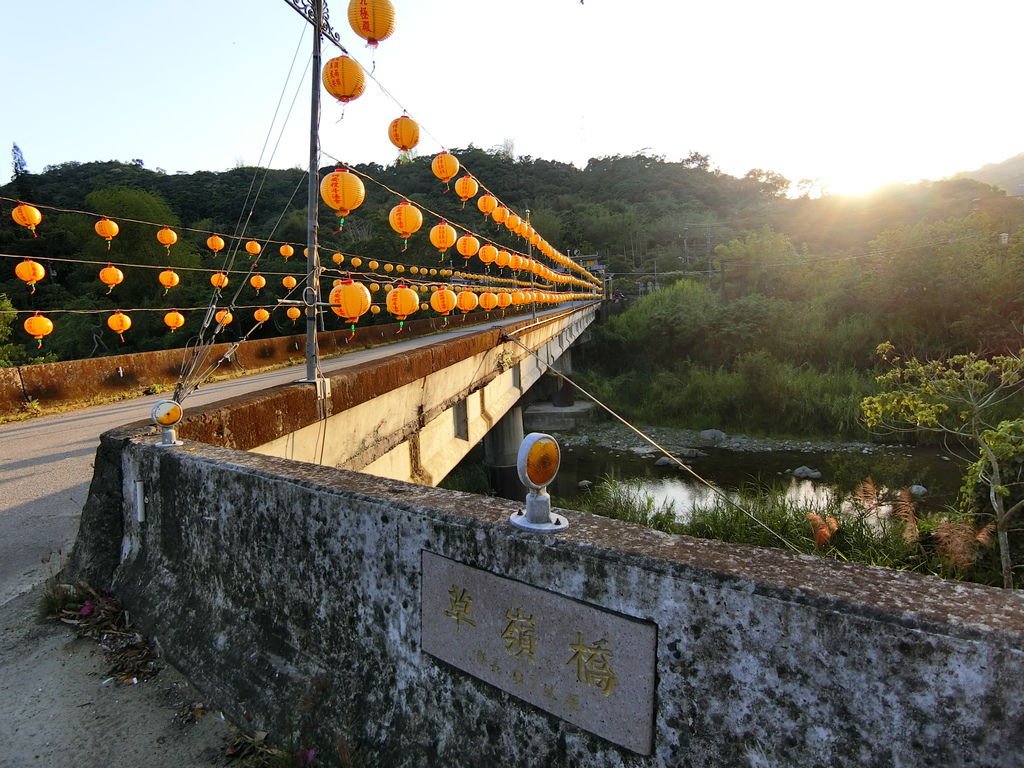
[510,432,568,532]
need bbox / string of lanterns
[326,161,598,290]
[310,1,599,288]
[4,245,594,351]
[2,0,606,353]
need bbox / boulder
[577,480,593,491]
[699,429,727,443]
[792,465,823,480]
[909,484,928,497]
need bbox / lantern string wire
[0,252,306,277]
[176,170,310,402]
[500,331,803,554]
[227,25,310,246]
[321,150,598,287]
[0,243,577,292]
[318,37,592,281]
[1,193,592,290]
[0,195,310,251]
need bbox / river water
[549,443,965,519]
[452,430,967,519]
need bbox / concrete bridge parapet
[176,304,599,487]
[67,421,1024,767]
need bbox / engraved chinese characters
[421,552,656,755]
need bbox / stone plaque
[420,550,657,755]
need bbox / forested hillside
[3,149,1023,397]
[957,152,1024,196]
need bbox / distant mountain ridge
[956,153,1024,195]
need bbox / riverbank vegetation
[570,477,1003,586]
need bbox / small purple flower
[294,747,317,766]
[79,599,94,617]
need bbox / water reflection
[547,446,962,519]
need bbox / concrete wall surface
[70,428,1024,768]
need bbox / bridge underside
[177,304,597,486]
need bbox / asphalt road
[0,311,558,606]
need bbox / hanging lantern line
[319,155,600,286]
[0,190,603,290]
[324,160,573,280]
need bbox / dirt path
[0,588,235,768]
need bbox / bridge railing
[0,305,568,417]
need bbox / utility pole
[302,0,323,385]
[283,0,345,400]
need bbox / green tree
[714,227,802,299]
[862,342,1024,587]
[0,293,17,366]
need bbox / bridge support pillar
[483,405,526,499]
[551,349,575,407]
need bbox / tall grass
[567,477,1001,584]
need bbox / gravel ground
[0,588,235,768]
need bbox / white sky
[2,0,1021,195]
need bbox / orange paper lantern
[430,286,457,317]
[456,289,479,315]
[210,272,229,290]
[11,204,41,236]
[348,0,395,47]
[99,264,124,293]
[477,194,497,217]
[107,311,131,341]
[329,279,372,338]
[322,55,365,103]
[156,227,178,253]
[215,309,233,326]
[245,240,262,257]
[15,259,45,292]
[386,283,419,331]
[388,201,423,250]
[23,313,53,347]
[478,244,497,265]
[254,308,270,324]
[287,306,302,322]
[95,218,119,249]
[250,274,266,293]
[388,115,420,152]
[431,152,460,184]
[164,310,185,332]
[479,291,499,312]
[430,221,457,257]
[158,269,180,293]
[456,234,480,260]
[280,244,295,259]
[454,175,479,203]
[206,234,225,254]
[320,168,365,229]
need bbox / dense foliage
[4,150,1024,434]
[578,178,1024,437]
[569,477,1006,587]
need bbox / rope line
[499,330,803,553]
